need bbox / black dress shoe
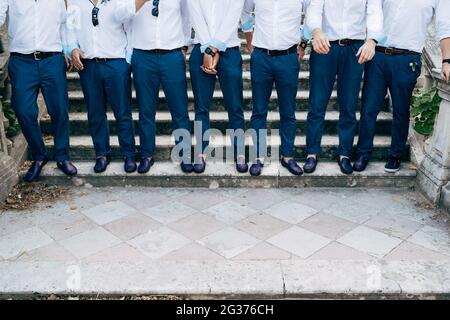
[281,158,303,176]
[94,156,110,173]
[24,158,49,183]
[193,157,206,174]
[180,162,194,173]
[235,157,248,173]
[249,160,264,177]
[385,156,401,173]
[57,160,78,177]
[338,157,353,175]
[124,157,137,173]
[353,154,370,172]
[303,157,318,174]
[138,157,155,174]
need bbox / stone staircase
[35,41,416,188]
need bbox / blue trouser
[190,44,245,157]
[79,58,136,159]
[357,52,422,158]
[250,48,299,158]
[131,49,191,159]
[8,53,70,162]
[307,41,364,157]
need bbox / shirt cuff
[200,40,227,53]
[302,26,312,41]
[367,31,385,44]
[241,16,254,33]
[126,49,133,64]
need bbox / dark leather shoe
[181,162,194,173]
[124,157,137,173]
[57,160,78,177]
[338,157,353,175]
[281,158,303,176]
[94,156,110,173]
[193,157,206,174]
[24,158,49,182]
[138,157,154,174]
[303,157,318,174]
[235,157,248,173]
[249,160,264,177]
[353,154,370,172]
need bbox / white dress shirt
[243,0,305,51]
[66,0,133,59]
[306,0,383,42]
[0,0,67,54]
[121,0,191,50]
[189,0,245,52]
[381,0,450,53]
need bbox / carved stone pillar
[418,70,450,206]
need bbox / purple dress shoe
[57,160,78,177]
[249,160,264,176]
[281,158,303,176]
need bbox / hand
[311,29,330,54]
[64,54,73,72]
[298,46,306,62]
[201,47,219,75]
[441,62,450,83]
[356,39,377,64]
[182,46,188,60]
[247,43,254,55]
[72,48,85,70]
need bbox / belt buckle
[338,39,346,47]
[384,47,394,55]
[95,58,107,63]
[266,49,272,56]
[33,51,42,61]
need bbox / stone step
[44,135,409,162]
[67,89,389,113]
[41,111,393,136]
[67,70,317,91]
[30,161,417,189]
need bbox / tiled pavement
[1,187,450,297]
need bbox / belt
[376,46,420,55]
[330,39,364,46]
[86,58,121,63]
[255,45,298,56]
[136,48,182,54]
[10,51,61,61]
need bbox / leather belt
[136,48,183,54]
[330,39,364,46]
[376,46,420,55]
[255,45,298,56]
[10,51,61,61]
[87,58,120,63]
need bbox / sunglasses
[92,7,99,26]
[152,0,159,17]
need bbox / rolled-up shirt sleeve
[305,0,324,32]
[188,0,212,48]
[436,0,450,41]
[65,0,81,57]
[241,0,254,33]
[366,0,384,42]
[212,1,245,52]
[181,0,192,46]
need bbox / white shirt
[306,0,384,42]
[243,0,305,51]
[189,0,245,52]
[0,0,67,54]
[66,0,133,59]
[381,0,450,53]
[121,0,191,50]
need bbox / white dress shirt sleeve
[436,0,450,41]
[188,0,212,47]
[366,0,384,42]
[65,0,81,57]
[209,1,244,52]
[241,0,254,33]
[61,2,69,56]
[115,0,136,23]
[181,0,192,46]
[306,0,324,33]
[0,0,8,26]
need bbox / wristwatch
[299,39,308,50]
[443,58,450,65]
[204,47,216,58]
